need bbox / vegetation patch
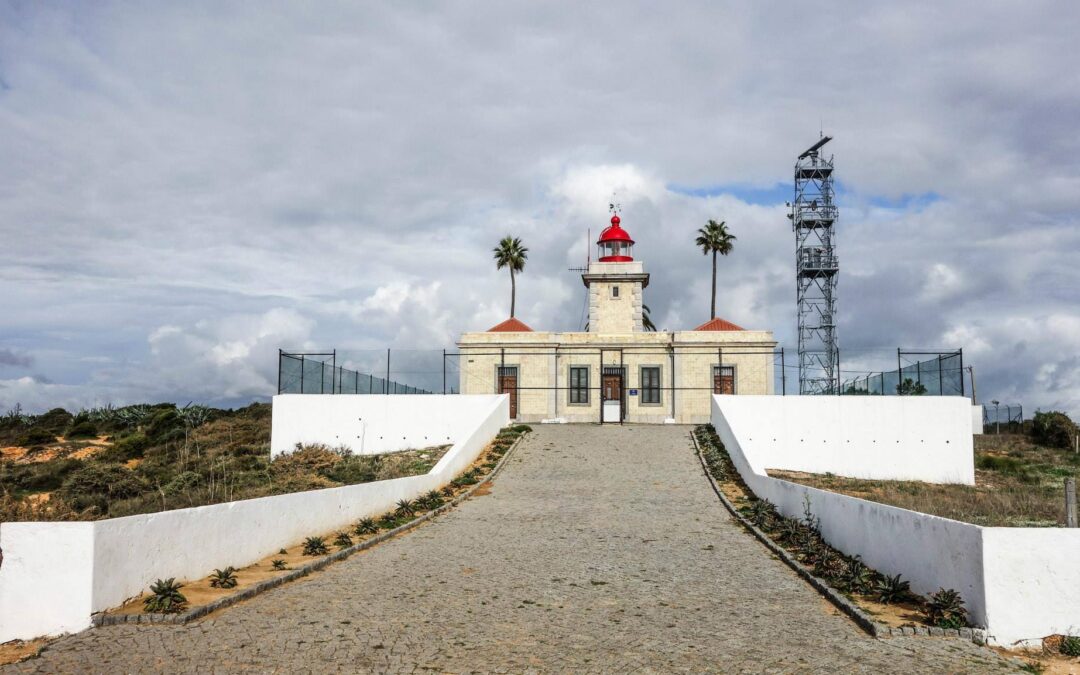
[769,426,1080,528]
[1,402,452,522]
[694,424,971,632]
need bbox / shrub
[144,578,187,614]
[874,574,911,605]
[378,514,404,530]
[1032,411,1078,450]
[209,567,238,589]
[354,518,379,535]
[66,421,98,439]
[924,588,968,629]
[745,499,777,529]
[36,408,74,435]
[334,531,354,548]
[100,432,150,462]
[16,428,56,447]
[842,556,874,594]
[416,490,444,510]
[302,536,329,556]
[271,559,288,570]
[60,463,147,514]
[1061,635,1080,657]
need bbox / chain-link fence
[840,350,965,396]
[277,351,434,395]
[983,403,1024,432]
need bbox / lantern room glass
[599,241,632,260]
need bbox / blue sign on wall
[629,389,639,396]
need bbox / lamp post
[992,400,1000,434]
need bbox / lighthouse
[582,213,650,333]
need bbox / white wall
[972,404,985,434]
[0,523,95,642]
[0,394,509,642]
[982,528,1080,645]
[270,394,505,457]
[711,394,1080,646]
[714,395,975,484]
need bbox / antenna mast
[789,135,839,394]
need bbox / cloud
[0,2,1077,417]
[0,349,32,368]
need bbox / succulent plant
[746,499,776,529]
[334,531,354,548]
[395,499,416,518]
[874,574,911,605]
[209,567,238,589]
[842,556,875,594]
[924,588,968,629]
[144,578,187,614]
[271,559,288,570]
[302,536,329,556]
[354,517,379,535]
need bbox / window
[569,366,589,404]
[611,285,620,298]
[641,366,661,405]
[713,365,736,395]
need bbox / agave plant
[209,567,238,589]
[271,559,288,570]
[334,531,354,548]
[144,578,187,614]
[745,499,776,529]
[177,403,212,429]
[378,514,402,530]
[302,536,329,556]
[843,556,875,594]
[924,588,968,629]
[874,574,911,605]
[395,499,416,518]
[354,518,379,535]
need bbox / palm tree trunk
[710,251,717,319]
[510,268,516,318]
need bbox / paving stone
[6,425,1020,673]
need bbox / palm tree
[492,236,528,318]
[695,220,736,319]
[642,304,657,332]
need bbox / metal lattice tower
[790,136,839,394]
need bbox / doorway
[498,366,519,419]
[601,367,624,423]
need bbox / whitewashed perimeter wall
[0,394,509,643]
[712,395,975,484]
[271,394,504,457]
[711,395,1080,646]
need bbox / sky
[0,2,1078,417]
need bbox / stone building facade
[458,214,777,424]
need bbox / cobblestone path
[10,425,1019,673]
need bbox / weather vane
[609,193,621,215]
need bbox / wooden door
[602,373,622,422]
[499,371,518,418]
[713,367,735,395]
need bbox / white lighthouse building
[457,212,777,423]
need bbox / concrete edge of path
[92,430,532,629]
[688,429,989,645]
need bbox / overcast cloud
[1,2,1077,416]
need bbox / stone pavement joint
[8,425,1021,673]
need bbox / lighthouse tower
[582,213,650,333]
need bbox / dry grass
[770,434,1080,527]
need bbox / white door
[602,373,622,423]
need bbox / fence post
[300,355,305,394]
[385,349,390,395]
[896,348,902,394]
[277,349,282,394]
[835,348,841,395]
[780,348,786,396]
[443,349,446,395]
[1067,478,1078,528]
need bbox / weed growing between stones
[693,424,973,632]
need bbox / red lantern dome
[597,214,635,262]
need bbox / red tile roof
[693,317,746,331]
[487,317,534,332]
